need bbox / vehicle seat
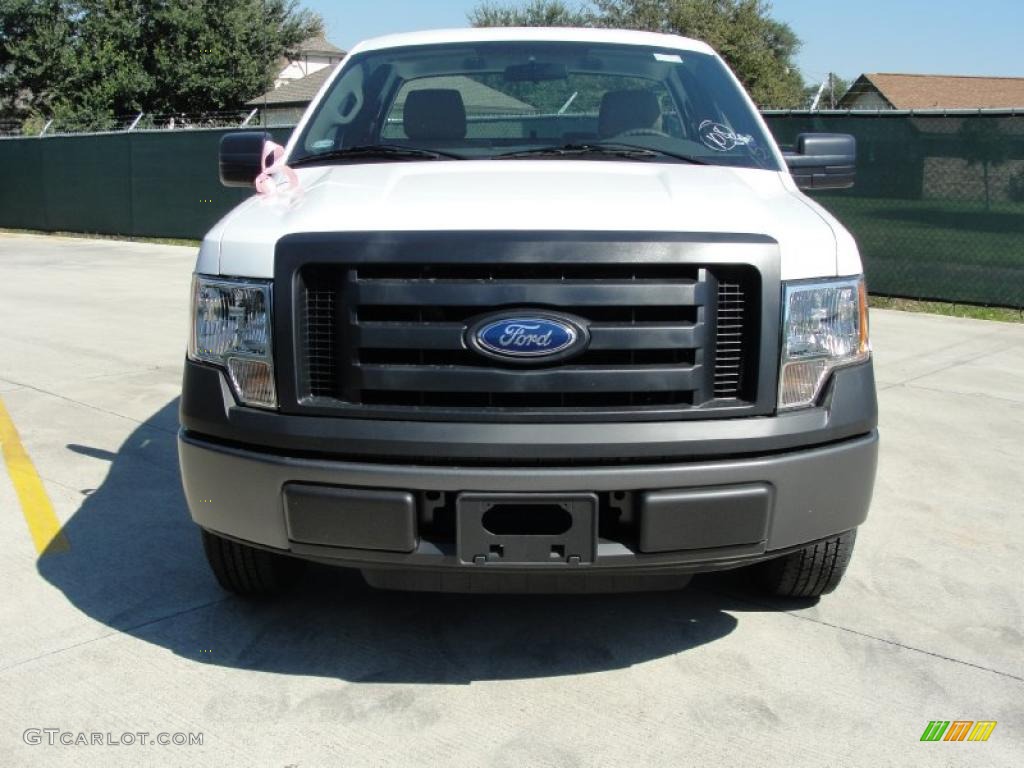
[598,90,661,138]
[403,89,467,141]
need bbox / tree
[469,0,595,27]
[0,0,76,121]
[596,0,804,107]
[0,0,323,130]
[48,0,156,130]
[148,0,323,115]
[469,0,806,108]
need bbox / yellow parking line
[0,397,69,555]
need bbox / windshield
[292,41,780,171]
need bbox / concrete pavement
[0,233,1021,767]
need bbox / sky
[306,0,1024,87]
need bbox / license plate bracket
[456,493,598,566]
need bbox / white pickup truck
[180,27,877,598]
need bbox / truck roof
[349,27,716,57]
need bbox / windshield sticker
[699,120,754,152]
[654,53,683,63]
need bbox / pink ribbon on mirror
[254,141,300,197]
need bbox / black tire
[753,529,857,598]
[201,529,304,598]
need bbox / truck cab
[179,28,877,597]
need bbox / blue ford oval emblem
[468,312,589,362]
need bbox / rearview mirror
[784,133,856,191]
[504,61,568,82]
[219,131,271,188]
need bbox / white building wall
[843,90,893,110]
[275,54,343,89]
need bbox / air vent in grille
[714,280,746,399]
[298,262,759,420]
[304,286,337,398]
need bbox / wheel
[201,529,304,598]
[752,529,857,598]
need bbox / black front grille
[295,262,759,420]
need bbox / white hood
[200,161,858,280]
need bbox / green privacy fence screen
[766,112,1024,309]
[0,127,292,241]
[0,115,1022,307]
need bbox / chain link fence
[0,111,1021,308]
[0,110,273,138]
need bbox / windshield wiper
[494,143,708,164]
[290,144,463,166]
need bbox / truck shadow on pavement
[39,398,806,684]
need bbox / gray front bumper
[178,428,878,575]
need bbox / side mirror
[219,131,271,188]
[784,133,856,191]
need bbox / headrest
[598,89,661,138]
[403,89,467,141]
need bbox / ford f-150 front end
[179,28,877,597]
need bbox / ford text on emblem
[467,312,589,363]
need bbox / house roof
[250,68,536,113]
[249,64,340,106]
[842,73,1024,109]
[295,35,346,56]
[393,76,535,114]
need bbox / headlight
[188,276,277,409]
[779,277,869,410]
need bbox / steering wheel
[615,127,672,139]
